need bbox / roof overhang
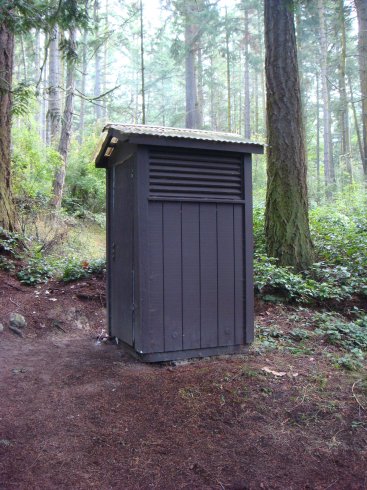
[94,124,264,168]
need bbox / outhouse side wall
[134,146,253,358]
[106,143,137,345]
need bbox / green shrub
[314,312,367,351]
[254,254,347,302]
[0,227,24,258]
[252,196,367,302]
[61,257,106,283]
[12,124,61,200]
[64,135,106,215]
[17,258,53,285]
[0,256,16,272]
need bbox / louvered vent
[149,149,243,200]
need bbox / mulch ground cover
[0,270,366,489]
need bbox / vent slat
[150,153,241,165]
[150,185,241,195]
[151,180,241,189]
[150,173,240,183]
[150,160,240,170]
[149,149,242,200]
[150,166,239,177]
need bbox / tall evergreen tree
[355,0,367,176]
[52,27,77,208]
[264,0,313,270]
[0,10,16,230]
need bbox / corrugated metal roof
[104,123,263,146]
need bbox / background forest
[1,0,367,318]
[10,0,367,203]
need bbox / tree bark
[46,25,61,146]
[225,7,231,131]
[355,0,367,176]
[0,21,16,230]
[94,0,102,121]
[103,0,108,121]
[244,9,251,139]
[52,28,76,209]
[316,71,321,200]
[34,29,42,136]
[317,0,334,193]
[349,73,365,167]
[184,3,200,129]
[78,28,88,144]
[40,35,48,145]
[264,0,313,270]
[209,55,217,130]
[197,46,204,128]
[338,0,353,183]
[140,0,146,124]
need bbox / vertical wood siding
[109,159,134,344]
[148,200,244,353]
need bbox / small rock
[12,368,27,374]
[10,313,26,329]
[0,323,4,333]
[9,325,24,337]
[0,439,11,447]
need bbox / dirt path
[1,272,367,489]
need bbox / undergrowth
[255,309,367,371]
[253,196,367,303]
[0,217,105,285]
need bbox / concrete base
[116,340,249,363]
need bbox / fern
[11,83,35,117]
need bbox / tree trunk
[140,0,146,124]
[94,0,102,121]
[316,71,321,200]
[254,71,259,134]
[338,0,353,183]
[20,34,27,80]
[185,4,199,129]
[41,35,48,145]
[209,55,217,130]
[197,47,204,129]
[355,0,367,176]
[52,28,76,209]
[34,30,42,135]
[318,0,334,194]
[264,0,313,271]
[244,9,251,139]
[0,21,16,230]
[78,28,88,144]
[348,73,365,168]
[103,0,109,121]
[257,5,266,134]
[225,7,231,131]
[46,25,61,146]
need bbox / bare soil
[1,270,367,489]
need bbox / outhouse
[95,124,263,362]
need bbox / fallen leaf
[261,367,286,377]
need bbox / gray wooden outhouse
[95,124,263,362]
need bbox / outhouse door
[109,158,135,345]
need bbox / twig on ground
[9,297,20,308]
[352,380,366,411]
[52,321,66,333]
[3,282,25,292]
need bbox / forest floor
[0,269,367,490]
